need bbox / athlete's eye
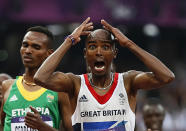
[32,44,41,50]
[22,42,28,48]
[88,45,96,50]
[102,44,111,51]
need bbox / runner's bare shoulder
[2,79,15,95]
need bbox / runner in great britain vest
[72,73,135,131]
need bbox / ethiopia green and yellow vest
[3,76,61,131]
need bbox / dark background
[0,0,186,130]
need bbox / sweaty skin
[0,73,12,106]
[33,17,175,129]
[143,104,165,131]
[0,30,72,131]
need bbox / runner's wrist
[65,35,75,45]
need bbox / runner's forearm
[34,38,72,86]
[127,41,175,83]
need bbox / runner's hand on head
[70,17,93,44]
[101,19,132,47]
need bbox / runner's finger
[30,106,39,114]
[81,31,92,35]
[85,22,93,28]
[26,112,35,117]
[25,122,36,129]
[101,19,113,31]
[84,26,94,31]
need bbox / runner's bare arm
[0,79,14,127]
[58,92,73,131]
[101,19,175,90]
[34,17,93,93]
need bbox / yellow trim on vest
[16,76,47,101]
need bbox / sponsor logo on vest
[9,94,18,102]
[19,117,24,122]
[11,116,53,131]
[47,93,54,102]
[119,93,125,105]
[79,95,88,102]
[119,93,124,98]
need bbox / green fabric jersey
[3,76,61,131]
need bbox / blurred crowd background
[0,0,186,130]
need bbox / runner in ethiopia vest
[3,76,61,131]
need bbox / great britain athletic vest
[71,73,135,131]
[3,76,61,131]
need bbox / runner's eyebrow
[88,40,96,43]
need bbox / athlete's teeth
[95,66,104,70]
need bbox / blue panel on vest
[82,121,127,131]
[83,121,116,130]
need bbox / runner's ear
[84,48,87,59]
[113,48,118,59]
